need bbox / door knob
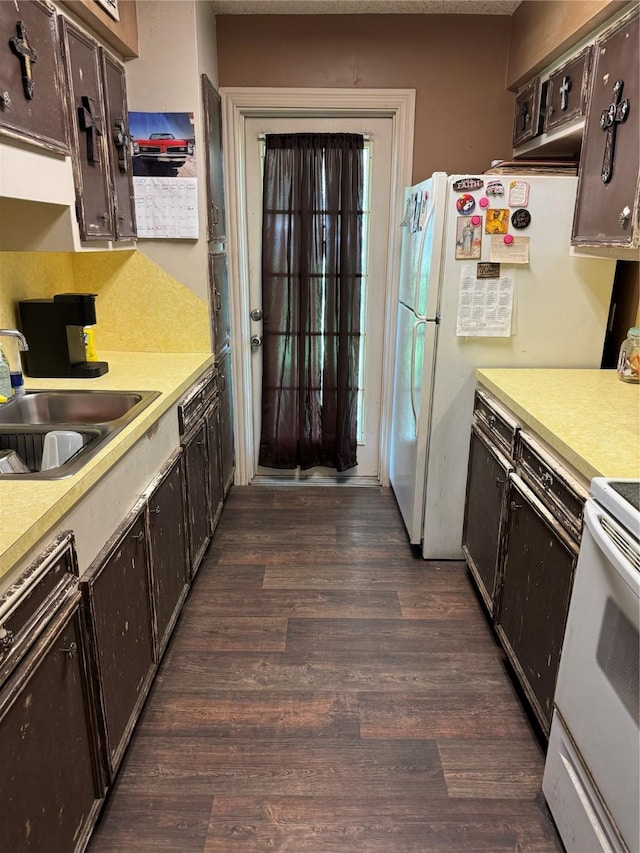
[251,335,262,348]
[250,308,263,321]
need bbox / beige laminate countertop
[476,368,640,482]
[0,351,213,582]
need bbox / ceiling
[209,0,522,14]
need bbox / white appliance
[542,477,640,852]
[389,172,616,558]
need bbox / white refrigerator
[389,171,616,559]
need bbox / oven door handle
[584,500,640,598]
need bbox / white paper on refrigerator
[456,265,515,337]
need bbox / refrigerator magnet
[479,197,490,208]
[484,208,509,235]
[508,180,530,207]
[486,180,504,197]
[455,216,482,260]
[456,193,476,214]
[511,208,531,229]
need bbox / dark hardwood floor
[89,486,562,852]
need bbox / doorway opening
[220,88,416,486]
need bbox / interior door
[245,116,392,481]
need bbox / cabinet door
[462,425,512,616]
[544,46,592,133]
[207,399,224,532]
[0,594,104,852]
[572,6,639,248]
[512,76,542,146]
[209,251,231,357]
[496,475,578,735]
[202,74,226,243]
[100,48,136,240]
[60,18,113,240]
[0,0,70,154]
[184,420,211,576]
[147,453,189,659]
[81,507,155,780]
[217,349,235,496]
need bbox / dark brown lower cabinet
[207,400,224,533]
[0,592,104,852]
[146,452,190,659]
[184,420,211,575]
[218,350,235,496]
[495,474,578,735]
[462,424,512,615]
[81,503,155,781]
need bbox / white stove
[543,477,639,852]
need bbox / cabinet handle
[215,288,222,311]
[510,501,523,512]
[219,373,226,392]
[196,439,206,446]
[0,626,14,652]
[541,472,554,489]
[487,414,496,427]
[100,212,110,221]
[132,530,145,541]
[59,642,77,659]
[149,506,161,515]
[619,206,631,227]
[0,91,12,110]
[495,477,506,487]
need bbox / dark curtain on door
[259,133,364,472]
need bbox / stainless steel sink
[0,390,160,479]
[0,390,157,425]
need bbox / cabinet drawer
[473,390,519,459]
[178,368,218,437]
[516,433,587,541]
[0,532,77,680]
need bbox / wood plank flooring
[88,486,562,853]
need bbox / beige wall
[216,14,515,183]
[507,0,628,90]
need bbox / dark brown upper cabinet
[209,251,231,357]
[100,47,136,240]
[544,45,592,134]
[202,74,226,243]
[572,6,639,249]
[59,16,136,242]
[0,0,70,155]
[512,76,543,147]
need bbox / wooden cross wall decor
[518,100,529,133]
[559,76,572,111]
[600,79,630,184]
[10,20,37,100]
[113,118,128,173]
[78,95,104,164]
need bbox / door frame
[220,87,416,486]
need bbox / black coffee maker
[18,293,109,378]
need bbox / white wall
[126,0,219,301]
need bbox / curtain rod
[258,133,371,141]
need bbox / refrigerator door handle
[412,195,436,313]
[410,318,426,437]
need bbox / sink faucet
[0,329,29,351]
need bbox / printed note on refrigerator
[489,235,530,264]
[456,265,515,337]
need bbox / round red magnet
[503,234,514,245]
[471,215,481,226]
[479,197,489,208]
